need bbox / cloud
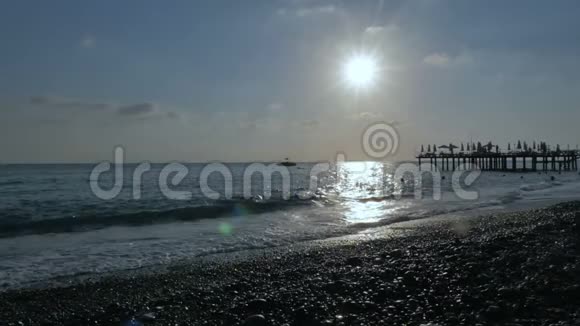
[117,103,182,121]
[238,117,274,131]
[301,119,319,129]
[423,52,474,68]
[165,111,181,119]
[115,103,185,123]
[80,35,96,48]
[29,95,179,121]
[347,111,386,121]
[277,5,338,17]
[117,103,158,117]
[296,5,336,17]
[268,102,284,112]
[30,95,110,110]
[423,53,451,67]
[365,26,385,35]
[365,23,399,33]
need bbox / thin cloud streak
[28,96,177,121]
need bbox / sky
[1,0,580,163]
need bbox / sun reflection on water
[332,161,404,223]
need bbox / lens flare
[218,222,233,235]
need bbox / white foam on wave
[0,206,351,289]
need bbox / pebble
[243,314,266,326]
[247,298,268,312]
[345,256,363,266]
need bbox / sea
[0,161,579,289]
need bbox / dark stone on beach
[374,288,392,301]
[105,302,123,313]
[323,280,343,294]
[483,305,505,321]
[497,287,518,298]
[402,271,418,286]
[293,306,318,325]
[574,213,580,232]
[340,301,363,314]
[345,256,363,266]
[137,312,156,321]
[243,314,266,326]
[247,298,269,312]
[387,248,403,258]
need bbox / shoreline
[4,196,564,293]
[1,201,580,325]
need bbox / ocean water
[0,162,579,289]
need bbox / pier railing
[417,150,578,172]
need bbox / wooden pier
[417,142,579,172]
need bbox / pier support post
[544,156,547,172]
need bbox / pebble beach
[1,201,580,325]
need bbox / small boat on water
[277,158,297,167]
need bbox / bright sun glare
[341,53,379,91]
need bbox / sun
[341,53,380,91]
